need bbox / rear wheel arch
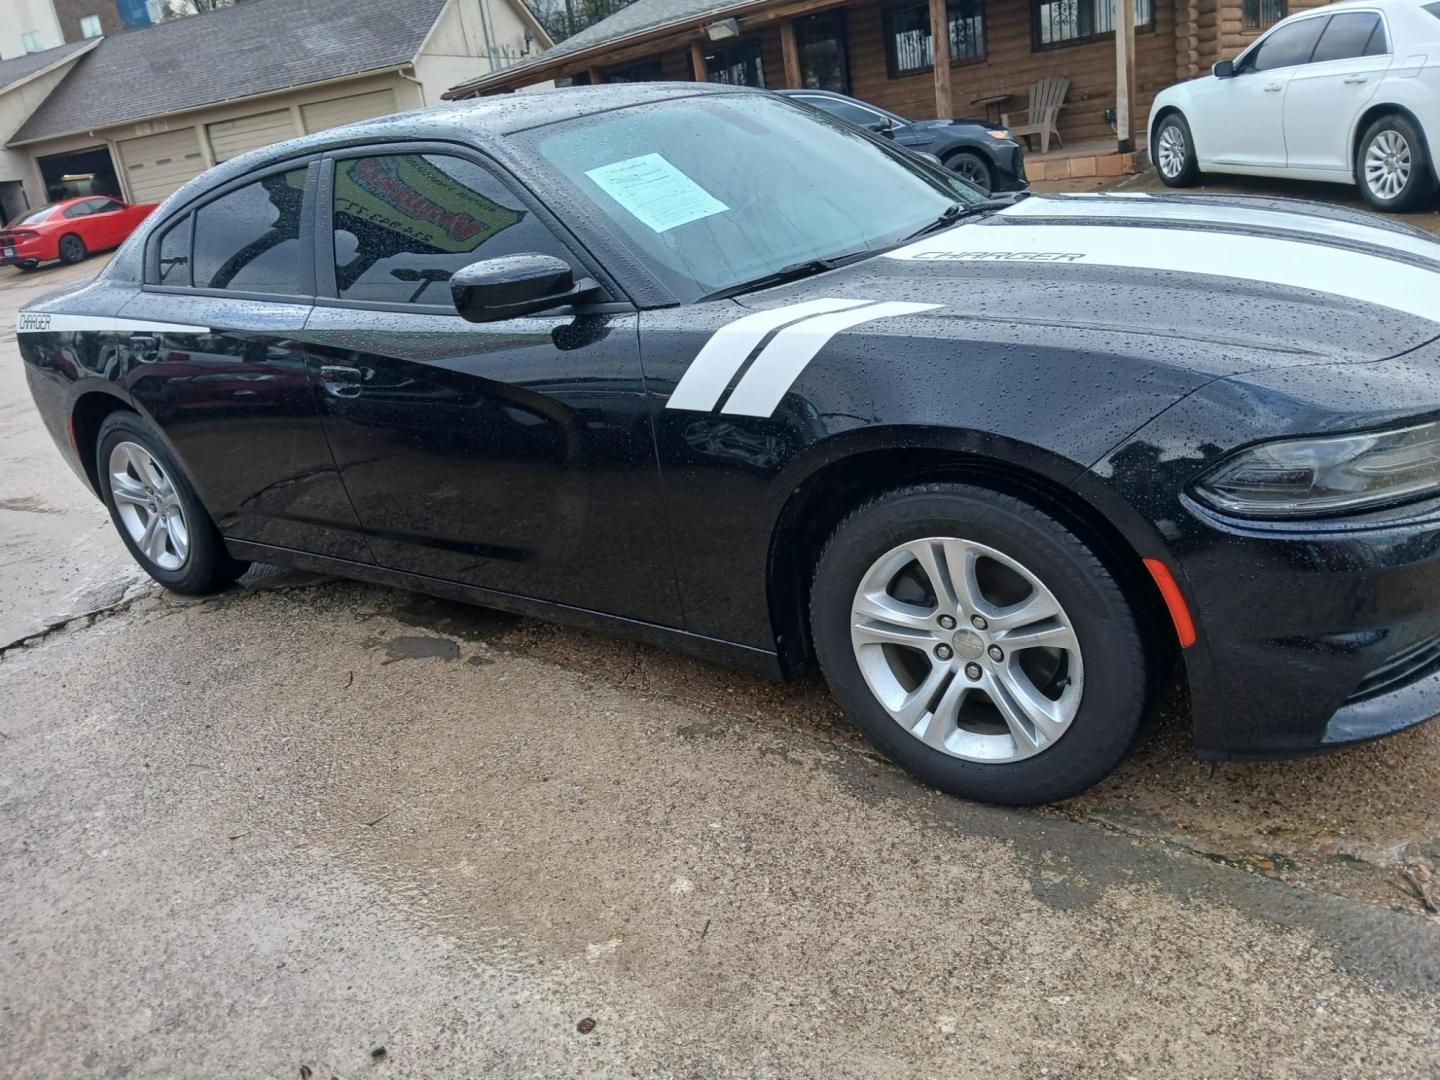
[765,442,1182,700]
[1351,103,1432,175]
[71,391,137,496]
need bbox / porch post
[691,40,708,81]
[928,0,952,117]
[780,20,803,87]
[1114,0,1137,153]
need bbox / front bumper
[989,142,1028,191]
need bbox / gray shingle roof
[0,39,95,95]
[446,0,746,95]
[12,0,449,144]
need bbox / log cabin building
[445,0,1332,178]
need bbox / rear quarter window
[156,216,192,286]
[191,168,307,294]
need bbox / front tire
[1357,114,1435,212]
[96,412,248,594]
[58,234,87,264]
[947,150,995,192]
[810,484,1147,806]
[1154,112,1200,187]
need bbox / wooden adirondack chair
[1002,77,1070,154]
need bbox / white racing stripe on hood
[996,195,1440,265]
[666,297,869,412]
[721,301,941,418]
[16,312,211,335]
[884,223,1440,324]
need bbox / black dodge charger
[18,83,1440,805]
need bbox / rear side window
[801,96,893,130]
[1310,12,1387,62]
[192,167,307,294]
[330,153,573,305]
[62,202,94,218]
[1248,17,1327,70]
[157,216,191,286]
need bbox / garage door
[206,108,299,164]
[116,128,206,203]
[300,89,397,134]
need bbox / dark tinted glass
[157,216,191,286]
[1310,11,1386,61]
[62,202,94,218]
[801,95,892,129]
[331,154,571,306]
[192,168,307,293]
[90,198,126,212]
[1249,16,1327,70]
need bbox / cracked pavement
[2,258,1439,1078]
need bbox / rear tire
[947,150,995,192]
[96,412,249,595]
[810,483,1147,806]
[58,234,87,264]
[1154,112,1200,187]
[1356,114,1435,212]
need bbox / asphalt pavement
[2,245,1438,1079]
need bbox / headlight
[986,129,1012,141]
[1192,418,1440,518]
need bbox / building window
[80,15,103,38]
[704,38,765,87]
[795,11,851,92]
[21,31,45,53]
[1242,0,1286,33]
[884,0,986,79]
[1032,0,1153,49]
[604,58,664,82]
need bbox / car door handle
[1343,75,1369,84]
[319,364,365,384]
[1264,83,1283,92]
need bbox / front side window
[156,216,191,286]
[517,93,982,303]
[1310,11,1387,62]
[330,154,573,306]
[886,0,986,76]
[704,39,765,86]
[801,95,898,131]
[1245,15,1327,71]
[796,11,851,91]
[1033,0,1153,48]
[192,168,307,294]
[86,197,124,213]
[62,202,95,218]
[1243,0,1287,33]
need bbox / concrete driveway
[2,250,1439,1078]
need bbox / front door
[306,149,681,626]
[1200,14,1329,168]
[1283,11,1389,172]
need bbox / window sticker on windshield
[584,153,728,233]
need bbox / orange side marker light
[1143,557,1197,649]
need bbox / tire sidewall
[59,235,87,264]
[96,412,238,593]
[1357,114,1433,212]
[949,150,995,192]
[1155,113,1199,187]
[811,486,1147,805]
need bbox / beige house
[2,0,550,215]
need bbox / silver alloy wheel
[1364,129,1412,201]
[850,537,1084,763]
[108,441,190,571]
[1157,122,1187,179]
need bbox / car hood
[732,192,1440,375]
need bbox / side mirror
[1213,59,1235,78]
[450,253,599,323]
[877,118,897,138]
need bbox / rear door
[1283,10,1390,172]
[304,145,680,625]
[117,159,372,562]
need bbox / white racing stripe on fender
[16,312,211,335]
[666,297,870,412]
[722,301,941,418]
[884,223,1440,324]
[997,195,1440,265]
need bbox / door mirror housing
[450,253,599,322]
[1213,59,1235,78]
[877,117,897,138]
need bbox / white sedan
[1148,0,1440,210]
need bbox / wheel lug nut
[987,645,1004,662]
[971,615,988,631]
[965,662,982,680]
[934,644,954,661]
[937,614,956,630]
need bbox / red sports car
[1,195,157,271]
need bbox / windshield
[515,92,982,302]
[7,204,57,227]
